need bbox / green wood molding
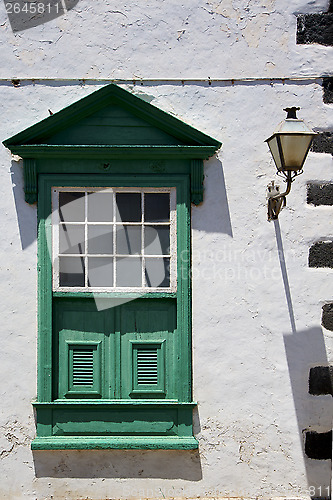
[8,145,218,160]
[3,84,221,206]
[31,401,198,450]
[31,436,198,450]
[191,159,204,205]
[23,159,37,204]
[53,291,177,300]
[33,400,197,406]
[3,84,221,150]
[37,183,53,402]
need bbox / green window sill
[32,401,198,450]
[31,436,198,450]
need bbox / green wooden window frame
[32,173,197,450]
[3,84,221,450]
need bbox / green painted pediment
[3,84,221,150]
[3,84,221,205]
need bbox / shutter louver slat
[72,348,94,386]
[137,348,158,385]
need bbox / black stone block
[309,242,333,268]
[322,303,333,331]
[305,431,332,459]
[307,183,333,206]
[311,132,333,154]
[297,14,333,46]
[323,77,333,104]
[309,366,333,395]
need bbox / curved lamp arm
[267,171,293,221]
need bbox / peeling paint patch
[0,419,32,458]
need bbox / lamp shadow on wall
[10,159,37,250]
[274,220,332,493]
[32,448,202,479]
[192,156,233,237]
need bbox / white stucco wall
[0,0,332,79]
[0,0,332,499]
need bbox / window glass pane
[116,257,142,287]
[88,225,113,255]
[144,193,170,222]
[59,225,85,254]
[59,192,85,222]
[88,257,113,287]
[87,192,113,222]
[145,258,170,287]
[116,226,141,255]
[144,225,170,255]
[59,257,85,287]
[116,193,141,222]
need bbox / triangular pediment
[3,84,221,149]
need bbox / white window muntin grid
[52,187,177,292]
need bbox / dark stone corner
[309,366,333,395]
[305,430,332,459]
[322,303,333,331]
[323,77,333,104]
[309,241,333,268]
[296,8,333,46]
[307,183,333,206]
[311,132,333,155]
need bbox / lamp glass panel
[279,134,313,169]
[267,136,282,170]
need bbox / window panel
[54,188,175,291]
[88,225,113,255]
[144,225,170,255]
[87,191,113,222]
[59,191,85,222]
[59,256,85,287]
[116,192,141,222]
[144,193,170,222]
[145,258,170,287]
[88,257,114,287]
[59,224,85,254]
[116,257,142,287]
[116,225,141,255]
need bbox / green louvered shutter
[72,347,94,386]
[137,347,158,385]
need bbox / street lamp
[265,107,316,221]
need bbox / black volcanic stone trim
[309,366,333,395]
[305,431,332,459]
[323,77,333,104]
[307,183,333,206]
[297,13,333,46]
[311,132,333,154]
[309,242,333,268]
[322,303,333,331]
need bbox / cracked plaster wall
[0,0,332,499]
[0,80,332,500]
[0,0,331,79]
